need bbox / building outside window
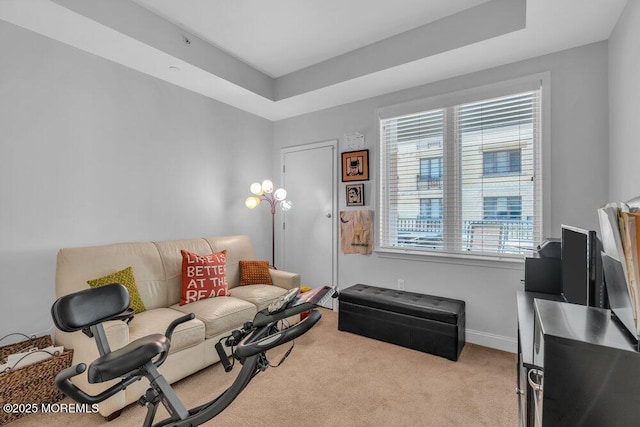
[379,79,543,258]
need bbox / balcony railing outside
[416,175,443,190]
[396,218,534,253]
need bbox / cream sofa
[54,235,300,418]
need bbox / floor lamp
[245,179,292,268]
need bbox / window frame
[375,74,550,264]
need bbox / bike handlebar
[54,363,139,404]
[54,313,196,405]
[154,313,195,367]
[166,313,195,340]
[234,309,322,359]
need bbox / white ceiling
[130,0,492,78]
[0,0,628,120]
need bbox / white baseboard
[466,328,517,353]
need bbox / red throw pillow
[180,249,229,305]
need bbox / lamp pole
[245,180,292,269]
[270,205,276,268]
[261,195,277,268]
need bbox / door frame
[280,140,339,304]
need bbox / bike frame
[146,309,321,427]
[52,283,334,427]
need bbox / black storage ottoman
[338,284,465,361]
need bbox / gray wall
[609,0,640,202]
[0,22,274,338]
[274,42,609,351]
[0,16,618,351]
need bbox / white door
[281,141,337,308]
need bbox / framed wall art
[342,149,369,182]
[346,183,364,206]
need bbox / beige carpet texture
[7,308,517,426]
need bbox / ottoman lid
[339,284,464,325]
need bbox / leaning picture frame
[342,149,369,182]
[346,183,364,206]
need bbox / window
[379,82,542,258]
[419,157,442,189]
[419,157,442,180]
[420,198,443,219]
[483,150,521,176]
[484,196,522,220]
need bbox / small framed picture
[346,183,364,206]
[342,149,369,182]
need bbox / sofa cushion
[128,308,205,353]
[170,297,256,339]
[230,284,289,311]
[205,235,257,289]
[87,266,147,314]
[239,260,272,286]
[180,249,229,305]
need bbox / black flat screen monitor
[561,225,600,306]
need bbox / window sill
[374,247,525,270]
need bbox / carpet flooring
[7,308,517,426]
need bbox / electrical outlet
[397,279,405,291]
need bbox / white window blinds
[379,86,542,258]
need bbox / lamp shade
[274,188,287,201]
[250,182,263,195]
[245,196,261,209]
[280,200,292,211]
[261,179,274,194]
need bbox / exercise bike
[50,283,337,426]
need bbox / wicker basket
[0,334,73,424]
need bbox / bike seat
[88,334,169,383]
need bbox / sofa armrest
[269,269,301,290]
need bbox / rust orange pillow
[239,260,272,285]
[180,249,229,305]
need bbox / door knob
[326,213,332,218]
